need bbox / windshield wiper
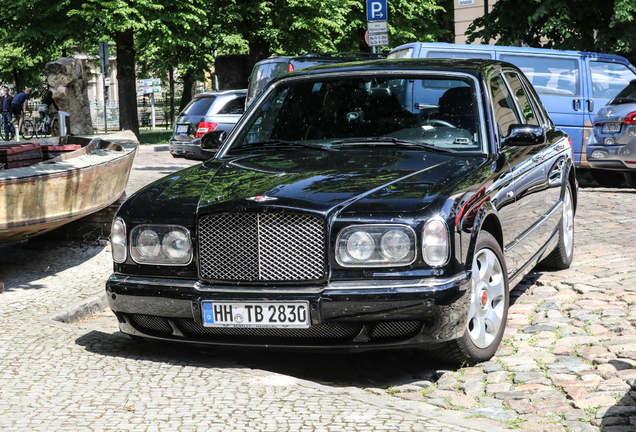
[232,140,335,152]
[331,137,458,153]
[612,97,636,105]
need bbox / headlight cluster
[336,225,417,267]
[110,219,192,266]
[336,220,450,268]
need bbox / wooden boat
[0,131,137,244]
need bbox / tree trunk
[169,67,175,128]
[13,69,25,93]
[178,69,195,112]
[248,38,270,70]
[115,28,139,140]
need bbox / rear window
[387,48,414,59]
[610,81,636,104]
[500,55,579,97]
[183,96,216,116]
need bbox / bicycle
[1,118,34,141]
[34,114,59,138]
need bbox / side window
[490,74,521,138]
[504,72,540,126]
[217,97,246,115]
[590,61,636,99]
[500,55,580,97]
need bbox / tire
[540,182,575,270]
[51,119,59,137]
[432,231,509,366]
[21,120,34,140]
[591,169,624,187]
[34,118,43,138]
[2,122,14,141]
[625,172,636,189]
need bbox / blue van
[389,42,636,168]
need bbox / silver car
[170,90,246,160]
[587,79,636,188]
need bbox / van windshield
[230,74,483,153]
[247,61,289,107]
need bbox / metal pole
[102,73,108,133]
[151,93,156,130]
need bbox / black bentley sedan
[107,59,577,365]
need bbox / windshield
[230,74,483,153]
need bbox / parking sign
[367,0,387,21]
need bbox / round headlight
[380,229,411,260]
[137,229,160,259]
[162,230,191,260]
[111,218,127,263]
[346,231,375,261]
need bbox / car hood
[128,149,485,218]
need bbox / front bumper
[106,273,472,351]
[168,139,213,160]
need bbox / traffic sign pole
[99,41,109,133]
[366,0,389,50]
[151,93,156,130]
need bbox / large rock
[44,57,93,135]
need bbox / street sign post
[138,78,163,130]
[98,41,109,132]
[366,0,388,52]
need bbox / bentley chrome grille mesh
[198,213,325,282]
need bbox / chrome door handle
[507,191,514,198]
[532,155,544,163]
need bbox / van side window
[500,55,580,97]
[504,72,540,126]
[590,62,636,99]
[427,51,492,59]
[490,74,521,138]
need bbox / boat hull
[0,131,137,245]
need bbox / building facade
[454,0,498,44]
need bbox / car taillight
[287,63,294,72]
[624,111,636,125]
[195,122,217,138]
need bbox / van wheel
[591,169,624,187]
[540,182,575,270]
[625,172,636,188]
[431,231,509,366]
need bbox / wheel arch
[463,202,504,271]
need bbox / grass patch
[139,130,172,145]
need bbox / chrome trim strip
[108,274,197,289]
[109,272,470,294]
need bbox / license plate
[176,124,188,133]
[602,123,621,133]
[202,301,310,328]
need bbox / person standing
[10,87,32,142]
[0,87,13,140]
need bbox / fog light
[591,150,609,159]
[604,138,615,145]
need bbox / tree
[466,0,636,63]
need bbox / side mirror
[502,124,546,147]
[200,130,227,151]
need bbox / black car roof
[283,58,515,79]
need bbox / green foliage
[466,0,636,63]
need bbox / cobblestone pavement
[0,146,505,432]
[1,146,636,431]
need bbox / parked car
[107,58,577,365]
[586,79,636,188]
[169,90,246,160]
[246,52,385,108]
[388,42,636,174]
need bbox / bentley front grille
[198,213,326,282]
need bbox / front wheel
[21,120,34,140]
[431,231,509,365]
[34,118,44,138]
[540,182,574,270]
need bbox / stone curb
[42,293,108,324]
[151,144,169,152]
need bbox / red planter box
[0,143,43,168]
